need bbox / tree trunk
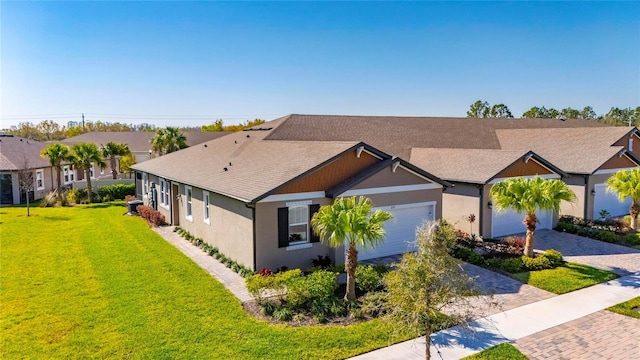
[86,169,93,204]
[26,194,30,217]
[110,156,118,179]
[630,202,639,230]
[425,329,431,360]
[344,241,358,301]
[56,166,62,193]
[523,213,538,258]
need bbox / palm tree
[311,196,393,301]
[71,142,106,203]
[490,177,576,257]
[41,143,73,193]
[101,142,130,179]
[606,168,640,230]
[150,127,188,156]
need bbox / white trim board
[593,167,638,175]
[258,191,326,203]
[340,183,441,197]
[373,201,437,212]
[489,174,560,184]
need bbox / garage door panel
[357,204,435,261]
[491,208,552,238]
[594,183,631,217]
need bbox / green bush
[259,301,276,316]
[272,307,293,322]
[624,233,640,246]
[355,265,383,293]
[543,249,564,267]
[359,291,388,317]
[521,254,551,271]
[97,183,135,200]
[467,251,485,265]
[246,269,303,300]
[453,246,473,261]
[555,221,578,234]
[499,257,524,273]
[592,230,618,243]
[286,270,338,308]
[310,297,345,317]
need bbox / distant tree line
[467,100,640,126]
[201,118,266,132]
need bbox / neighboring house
[408,149,566,239]
[62,131,230,181]
[132,129,448,270]
[0,135,58,205]
[496,127,640,219]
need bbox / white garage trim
[341,184,441,197]
[593,183,631,217]
[593,167,637,175]
[491,207,553,238]
[356,201,437,261]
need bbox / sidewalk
[153,225,253,303]
[350,273,640,360]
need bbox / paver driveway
[533,229,640,276]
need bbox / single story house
[0,135,59,205]
[132,128,448,270]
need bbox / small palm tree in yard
[490,177,576,257]
[41,143,74,193]
[71,142,106,203]
[607,168,640,230]
[101,142,130,179]
[311,196,393,301]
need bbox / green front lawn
[0,203,406,359]
[462,343,528,360]
[511,262,619,294]
[607,297,640,319]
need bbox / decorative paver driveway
[514,310,640,360]
[534,229,640,276]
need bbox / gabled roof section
[62,131,230,152]
[496,127,636,174]
[0,136,51,171]
[263,114,604,158]
[132,129,368,202]
[409,148,562,184]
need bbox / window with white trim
[288,206,308,243]
[277,202,320,248]
[203,191,210,224]
[185,186,193,221]
[36,170,44,190]
[63,165,74,184]
[142,173,148,197]
[89,165,95,179]
[159,179,169,208]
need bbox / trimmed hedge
[137,205,166,227]
[97,183,135,200]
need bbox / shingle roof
[132,130,363,202]
[496,128,636,174]
[0,136,51,171]
[62,131,230,152]
[409,148,553,184]
[264,114,604,158]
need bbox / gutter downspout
[478,184,484,237]
[584,175,590,219]
[246,202,257,271]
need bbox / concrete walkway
[350,273,640,360]
[153,225,253,303]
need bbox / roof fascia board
[394,158,452,188]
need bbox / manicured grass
[462,343,528,360]
[0,203,408,359]
[607,297,640,319]
[511,262,619,294]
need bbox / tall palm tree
[490,177,576,257]
[150,127,188,156]
[41,143,73,193]
[101,142,130,179]
[606,168,640,230]
[311,196,393,301]
[71,142,106,203]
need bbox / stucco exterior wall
[352,165,426,189]
[443,193,481,231]
[560,184,586,217]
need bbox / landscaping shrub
[499,257,525,273]
[286,270,338,309]
[41,190,69,207]
[97,183,135,200]
[259,301,277,316]
[504,236,526,252]
[555,221,579,234]
[592,230,618,243]
[521,254,552,271]
[355,265,383,293]
[543,249,564,267]
[452,246,485,265]
[311,255,332,268]
[624,233,640,246]
[272,307,293,322]
[359,291,388,317]
[246,269,303,301]
[136,205,166,227]
[258,268,273,276]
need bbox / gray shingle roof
[62,131,230,152]
[496,128,635,174]
[132,130,362,202]
[0,136,51,171]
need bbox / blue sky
[1,1,638,128]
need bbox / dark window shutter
[309,204,320,243]
[278,207,289,248]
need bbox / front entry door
[172,184,180,226]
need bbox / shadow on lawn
[42,215,71,221]
[80,202,125,209]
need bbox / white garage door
[491,207,552,238]
[594,183,631,217]
[357,202,436,261]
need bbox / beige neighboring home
[61,131,230,184]
[409,149,566,239]
[497,127,640,219]
[0,135,59,205]
[132,127,449,271]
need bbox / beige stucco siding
[560,184,585,218]
[443,193,481,232]
[255,197,333,271]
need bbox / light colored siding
[443,193,480,232]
